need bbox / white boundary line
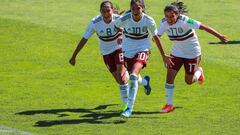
[0,125,33,135]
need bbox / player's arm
[152,19,174,68]
[199,24,228,43]
[114,14,127,45]
[69,38,88,66]
[153,36,174,68]
[69,20,95,66]
[115,26,124,45]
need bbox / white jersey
[115,12,158,58]
[83,14,121,55]
[158,15,201,59]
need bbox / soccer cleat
[143,76,151,95]
[160,104,174,113]
[120,107,132,118]
[198,67,205,85]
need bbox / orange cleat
[160,104,174,113]
[198,67,205,85]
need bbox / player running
[157,1,228,113]
[69,1,151,113]
[115,0,171,118]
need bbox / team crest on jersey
[178,27,184,33]
[179,15,186,21]
[142,26,147,32]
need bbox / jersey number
[132,27,141,34]
[119,53,124,62]
[137,52,147,61]
[188,63,198,73]
[106,28,112,36]
[169,28,179,36]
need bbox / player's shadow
[209,40,240,45]
[16,104,160,127]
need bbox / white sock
[165,83,174,105]
[128,73,139,110]
[194,70,202,82]
[138,75,148,86]
[126,71,147,86]
[120,84,129,105]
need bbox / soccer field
[0,0,240,134]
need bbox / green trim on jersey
[187,18,195,25]
[97,32,119,38]
[168,29,193,38]
[125,32,149,37]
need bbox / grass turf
[0,0,239,134]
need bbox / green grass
[0,0,240,135]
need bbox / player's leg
[116,64,129,111]
[121,52,148,117]
[103,52,119,83]
[160,69,178,113]
[103,51,128,111]
[136,52,151,95]
[184,56,204,85]
[138,74,151,95]
[161,55,183,113]
[121,62,143,117]
[124,71,151,95]
[115,49,130,111]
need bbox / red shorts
[169,55,201,75]
[124,51,150,72]
[103,49,124,73]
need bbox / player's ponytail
[164,1,188,15]
[113,5,125,15]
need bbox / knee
[117,72,129,85]
[118,76,128,85]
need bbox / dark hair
[130,0,145,12]
[113,5,125,15]
[100,1,125,15]
[100,1,113,11]
[164,1,188,15]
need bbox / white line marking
[0,125,33,135]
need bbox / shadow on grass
[209,40,240,45]
[16,104,163,127]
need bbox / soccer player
[157,1,228,113]
[115,0,171,117]
[69,1,151,113]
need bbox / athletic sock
[194,70,202,82]
[126,71,147,85]
[127,73,139,110]
[120,84,129,105]
[138,75,148,86]
[165,83,174,105]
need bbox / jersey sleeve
[83,21,95,39]
[147,17,158,36]
[115,13,131,28]
[157,21,166,37]
[115,17,124,28]
[185,17,201,29]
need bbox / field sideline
[0,0,240,134]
